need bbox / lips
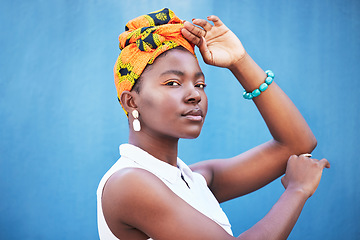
[182,108,204,122]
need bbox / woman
[97,8,330,240]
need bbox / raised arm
[182,16,318,202]
[101,15,330,240]
[102,155,329,240]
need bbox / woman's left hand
[181,15,246,68]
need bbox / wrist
[285,186,311,200]
[228,51,250,72]
[228,53,267,90]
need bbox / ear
[120,90,138,114]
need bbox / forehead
[141,49,202,79]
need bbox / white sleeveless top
[97,144,233,239]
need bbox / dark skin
[123,48,208,164]
[102,15,330,239]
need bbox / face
[133,49,208,139]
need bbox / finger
[300,153,312,158]
[288,154,297,161]
[207,15,223,27]
[198,36,213,65]
[183,20,206,38]
[319,158,331,169]
[281,176,287,188]
[192,18,213,31]
[181,28,201,46]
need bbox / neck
[128,130,179,167]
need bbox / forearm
[229,53,316,153]
[237,188,308,240]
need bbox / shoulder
[102,167,166,207]
[102,167,179,224]
[101,167,173,238]
[106,167,156,187]
[102,167,234,239]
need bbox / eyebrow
[160,70,205,79]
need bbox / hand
[181,15,246,68]
[281,154,330,198]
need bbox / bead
[265,70,275,78]
[259,83,268,92]
[242,92,248,99]
[265,77,274,85]
[243,91,253,99]
[243,70,274,100]
[252,89,261,97]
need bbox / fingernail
[301,154,312,158]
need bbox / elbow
[305,134,317,153]
[292,133,317,155]
[282,131,317,156]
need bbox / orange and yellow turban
[114,8,195,111]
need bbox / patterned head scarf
[114,8,195,113]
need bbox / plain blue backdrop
[1,0,359,239]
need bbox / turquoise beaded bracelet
[243,70,274,100]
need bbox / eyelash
[162,80,207,89]
[162,80,181,86]
[195,83,207,89]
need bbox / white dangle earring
[132,110,141,132]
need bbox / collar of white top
[119,143,194,184]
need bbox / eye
[162,80,181,86]
[195,82,207,89]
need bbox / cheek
[140,91,180,118]
[201,93,208,115]
[158,94,182,118]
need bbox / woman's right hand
[281,155,330,198]
[182,16,246,69]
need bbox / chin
[183,135,200,140]
[180,129,202,139]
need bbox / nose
[184,85,201,104]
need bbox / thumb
[198,36,213,65]
[281,176,287,189]
[319,158,331,169]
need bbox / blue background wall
[1,0,359,239]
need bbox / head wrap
[114,8,195,113]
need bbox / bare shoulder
[101,167,166,239]
[101,167,234,240]
[104,167,160,197]
[103,167,172,207]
